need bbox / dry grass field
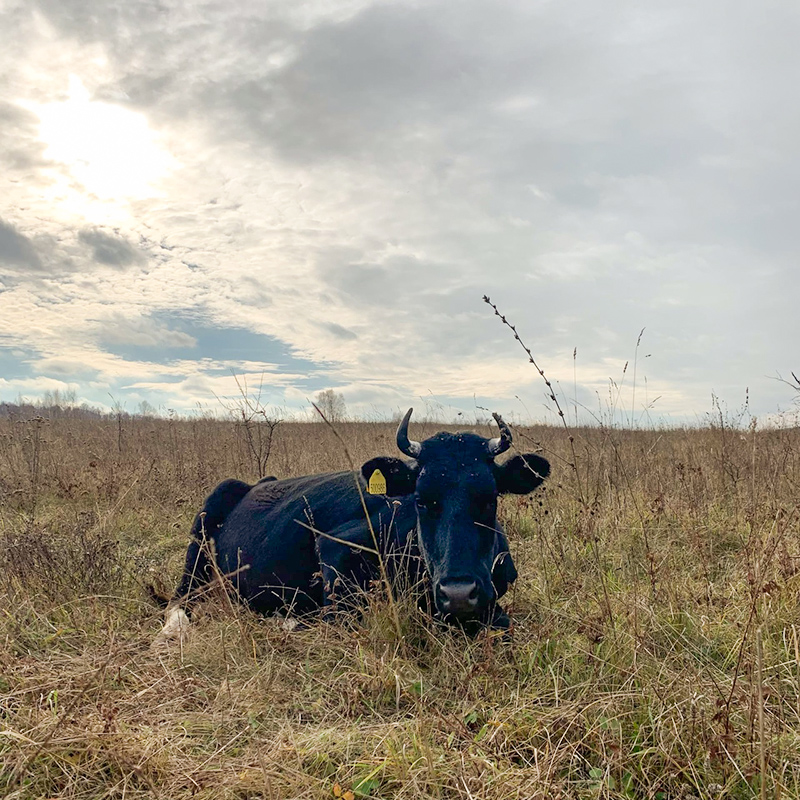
[1,406,799,799]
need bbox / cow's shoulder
[247,477,290,509]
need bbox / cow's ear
[494,454,550,495]
[361,457,418,497]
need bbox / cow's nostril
[438,581,480,614]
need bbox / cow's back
[212,471,409,613]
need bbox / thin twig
[483,295,584,506]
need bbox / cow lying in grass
[157,409,549,638]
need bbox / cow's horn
[396,407,422,457]
[487,412,512,457]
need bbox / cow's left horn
[487,412,512,457]
[396,407,422,457]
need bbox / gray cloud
[0,218,41,269]
[79,227,144,267]
[322,321,357,341]
[0,102,47,174]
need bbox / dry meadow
[1,407,799,799]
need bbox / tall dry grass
[1,405,799,799]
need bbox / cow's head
[361,408,549,622]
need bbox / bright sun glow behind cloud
[25,76,177,206]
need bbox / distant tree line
[0,388,351,424]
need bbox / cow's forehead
[418,466,496,495]
[417,432,494,475]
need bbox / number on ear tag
[368,469,387,495]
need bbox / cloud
[0,218,41,269]
[321,321,358,341]
[79,227,145,267]
[0,375,81,396]
[0,101,47,174]
[97,314,197,348]
[32,357,100,377]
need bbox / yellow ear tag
[368,469,387,495]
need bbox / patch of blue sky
[0,346,34,381]
[101,312,321,382]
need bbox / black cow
[158,409,549,639]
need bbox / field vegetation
[1,395,799,799]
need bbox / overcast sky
[1,0,798,424]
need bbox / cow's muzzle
[435,580,484,618]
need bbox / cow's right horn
[396,407,422,457]
[487,412,512,457]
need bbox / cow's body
[161,410,549,636]
[194,470,418,614]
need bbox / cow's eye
[416,496,440,514]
